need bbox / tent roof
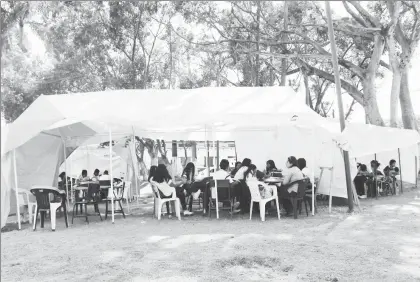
[6,86,334,152]
[337,122,420,157]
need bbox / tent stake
[109,127,115,223]
[325,1,354,213]
[13,149,21,230]
[398,148,403,194]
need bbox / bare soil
[2,186,420,282]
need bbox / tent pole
[70,152,74,203]
[212,128,216,173]
[206,125,210,177]
[109,127,115,223]
[416,155,418,189]
[311,128,315,216]
[398,148,403,194]
[325,1,353,213]
[329,168,333,214]
[216,140,220,170]
[132,127,139,204]
[63,140,69,210]
[13,149,21,230]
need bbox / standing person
[151,164,192,216]
[279,156,304,216]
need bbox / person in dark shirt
[354,164,368,198]
[366,160,383,197]
[383,159,400,194]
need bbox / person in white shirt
[233,158,252,181]
[213,159,233,181]
[280,156,304,215]
[99,170,111,181]
[151,164,192,216]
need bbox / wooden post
[63,140,69,210]
[325,1,354,212]
[398,148,403,194]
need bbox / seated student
[100,170,111,181]
[279,156,304,215]
[231,158,253,213]
[247,165,274,200]
[91,169,100,183]
[77,170,90,184]
[180,162,204,212]
[366,160,384,197]
[263,160,279,178]
[213,159,233,181]
[230,161,242,177]
[383,159,400,180]
[151,164,192,216]
[354,163,368,198]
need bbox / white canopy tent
[3,86,419,228]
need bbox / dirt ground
[2,186,420,282]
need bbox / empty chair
[17,189,37,224]
[30,186,68,231]
[248,181,280,222]
[72,183,103,224]
[208,179,234,219]
[105,182,126,219]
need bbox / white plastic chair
[30,186,68,231]
[17,189,37,224]
[248,181,280,222]
[149,181,181,220]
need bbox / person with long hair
[150,164,192,216]
[366,160,383,197]
[279,156,304,215]
[181,162,201,212]
[231,158,253,213]
[354,163,368,198]
[230,161,242,177]
[263,160,278,177]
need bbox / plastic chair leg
[50,208,57,231]
[33,206,39,231]
[304,200,308,216]
[249,201,253,220]
[40,211,45,228]
[118,200,126,218]
[275,198,280,220]
[216,199,219,219]
[259,202,266,222]
[292,199,298,219]
[105,201,108,220]
[157,202,162,220]
[28,204,34,224]
[175,199,181,220]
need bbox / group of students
[353,159,400,198]
[149,155,313,217]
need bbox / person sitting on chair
[151,164,192,216]
[230,161,242,177]
[231,158,253,213]
[366,160,383,197]
[354,164,368,198]
[100,170,110,181]
[77,170,90,185]
[279,156,304,216]
[263,160,279,178]
[91,169,100,183]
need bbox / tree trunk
[255,1,261,87]
[400,68,419,131]
[362,76,385,126]
[280,1,289,86]
[389,69,401,127]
